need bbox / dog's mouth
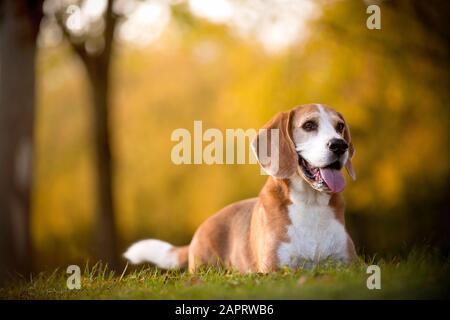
[298,155,346,193]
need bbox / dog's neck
[261,175,342,211]
[261,175,332,206]
[287,175,331,206]
[259,174,346,236]
[288,175,345,224]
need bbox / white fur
[294,104,348,168]
[277,176,349,268]
[123,239,179,269]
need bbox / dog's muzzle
[297,155,346,193]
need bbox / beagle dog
[124,104,357,272]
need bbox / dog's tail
[123,239,189,269]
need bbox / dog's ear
[251,110,298,178]
[343,121,356,181]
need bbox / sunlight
[117,1,171,46]
[188,0,320,53]
[40,0,319,53]
[82,0,107,19]
[189,0,234,23]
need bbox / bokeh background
[1,0,449,274]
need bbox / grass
[1,250,449,299]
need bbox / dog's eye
[302,120,318,132]
[336,122,345,133]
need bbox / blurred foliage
[32,1,449,269]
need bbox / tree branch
[54,10,90,66]
[102,0,118,65]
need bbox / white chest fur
[277,177,349,268]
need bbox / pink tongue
[319,168,346,193]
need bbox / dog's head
[252,104,355,193]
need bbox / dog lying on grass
[124,104,357,272]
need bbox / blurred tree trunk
[57,0,119,269]
[85,46,118,270]
[0,0,43,283]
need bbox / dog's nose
[328,138,348,155]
